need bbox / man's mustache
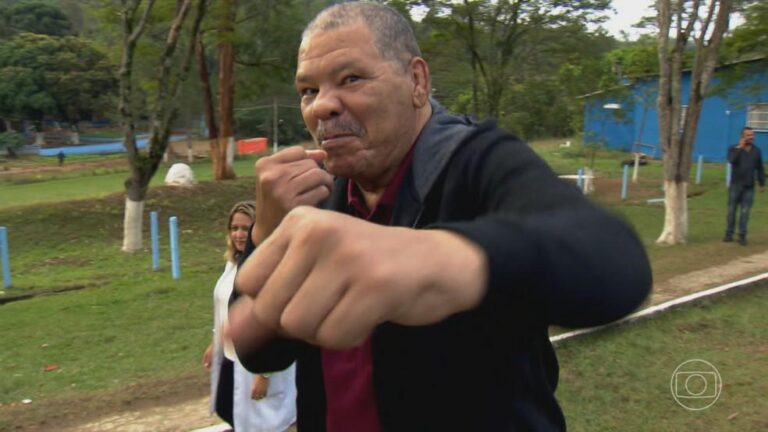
[316,118,366,142]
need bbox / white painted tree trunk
[122,198,145,252]
[35,132,44,146]
[656,180,688,244]
[226,136,235,167]
[632,153,640,183]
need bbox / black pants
[215,358,235,428]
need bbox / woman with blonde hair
[202,200,296,431]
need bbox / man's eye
[343,75,361,84]
[300,88,318,97]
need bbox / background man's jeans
[726,184,755,238]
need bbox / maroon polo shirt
[321,146,415,432]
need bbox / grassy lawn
[531,137,768,283]
[557,282,768,431]
[0,179,255,429]
[0,140,766,429]
[0,156,261,209]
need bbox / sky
[411,1,744,41]
[601,0,657,40]
[602,0,745,40]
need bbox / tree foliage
[407,0,616,139]
[0,32,116,122]
[2,1,73,37]
[723,0,767,58]
[414,0,611,121]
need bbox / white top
[213,261,237,360]
[209,261,298,431]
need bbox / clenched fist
[229,206,488,352]
[252,146,334,244]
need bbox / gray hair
[302,2,421,70]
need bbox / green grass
[557,283,768,431]
[531,136,768,283]
[0,179,256,429]
[0,156,261,209]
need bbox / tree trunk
[465,1,479,119]
[196,39,221,176]
[483,69,504,120]
[122,197,145,252]
[119,0,206,252]
[655,0,732,245]
[216,0,236,180]
[657,180,688,244]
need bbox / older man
[227,2,651,431]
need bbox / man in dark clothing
[724,127,765,245]
[226,3,652,431]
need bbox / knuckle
[334,241,364,267]
[364,262,396,291]
[254,155,275,172]
[316,326,365,350]
[279,308,312,340]
[315,329,344,349]
[284,206,312,224]
[258,169,281,188]
[252,298,280,331]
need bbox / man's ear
[409,57,430,108]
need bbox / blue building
[582,58,768,162]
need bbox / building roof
[578,55,766,99]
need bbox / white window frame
[747,103,768,131]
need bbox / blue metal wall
[583,61,768,162]
[38,135,188,156]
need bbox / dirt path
[51,248,767,432]
[59,396,218,432]
[0,158,128,178]
[651,249,768,304]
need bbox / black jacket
[237,104,652,431]
[727,145,765,188]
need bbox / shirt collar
[347,144,416,221]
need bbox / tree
[655,0,734,245]
[416,0,611,120]
[119,0,206,252]
[195,34,220,173]
[4,1,73,37]
[0,130,25,156]
[215,0,236,179]
[723,0,767,58]
[0,33,116,126]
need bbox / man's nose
[311,87,343,120]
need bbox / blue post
[0,227,11,288]
[576,168,584,189]
[695,155,703,185]
[621,164,629,200]
[169,216,181,280]
[150,211,160,271]
[726,163,732,187]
